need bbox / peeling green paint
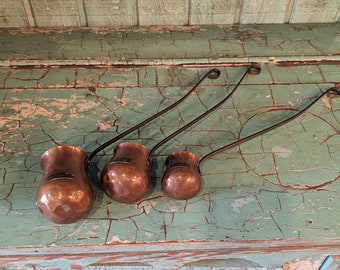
[0,24,339,268]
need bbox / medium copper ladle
[99,68,223,204]
[159,86,340,200]
[36,67,221,223]
[100,65,260,203]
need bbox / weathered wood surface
[0,0,339,27]
[0,24,339,268]
[0,24,339,67]
[1,239,340,269]
[0,0,29,27]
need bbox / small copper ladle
[36,67,222,224]
[142,65,261,200]
[159,86,340,200]
[98,68,222,204]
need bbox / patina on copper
[36,146,94,224]
[162,151,201,200]
[101,142,151,204]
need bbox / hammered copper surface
[36,146,94,224]
[101,142,151,204]
[162,151,201,200]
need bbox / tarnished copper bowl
[162,151,201,200]
[36,146,94,224]
[101,142,151,204]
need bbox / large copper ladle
[36,68,221,223]
[159,86,340,200]
[36,146,94,224]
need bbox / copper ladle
[36,68,222,224]
[160,86,339,200]
[143,65,261,200]
[99,68,222,204]
[100,65,261,203]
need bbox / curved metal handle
[148,65,259,158]
[88,68,221,161]
[199,86,340,166]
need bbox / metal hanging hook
[162,85,339,200]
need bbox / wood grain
[30,0,86,27]
[85,0,137,26]
[0,0,29,27]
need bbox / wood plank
[0,24,339,66]
[0,0,29,28]
[189,0,237,24]
[30,0,86,27]
[1,239,340,268]
[239,0,290,24]
[0,63,339,248]
[85,0,137,26]
[0,25,340,270]
[138,0,189,25]
[289,0,340,23]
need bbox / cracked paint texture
[0,24,339,66]
[0,62,339,250]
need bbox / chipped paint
[0,24,339,268]
[272,145,293,158]
[97,121,112,131]
[231,195,256,212]
[107,236,130,244]
[282,258,323,270]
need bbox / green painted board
[85,0,137,27]
[0,24,339,269]
[0,0,340,28]
[30,0,86,27]
[290,0,340,23]
[138,0,189,25]
[0,0,29,28]
[189,0,239,24]
[0,63,339,248]
[0,24,339,67]
[239,0,290,23]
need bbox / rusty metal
[101,142,152,204]
[36,146,94,224]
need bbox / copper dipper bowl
[161,86,340,201]
[101,142,152,204]
[88,68,222,204]
[162,151,201,200]
[36,146,94,224]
